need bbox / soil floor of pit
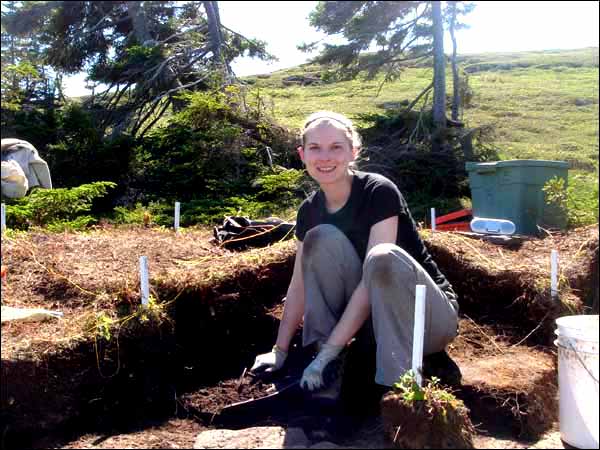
[21,317,570,449]
[31,415,570,449]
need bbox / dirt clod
[381,390,475,449]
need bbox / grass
[465,67,598,164]
[244,64,438,129]
[242,48,599,223]
[457,47,599,71]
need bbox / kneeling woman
[251,111,459,394]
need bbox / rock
[282,79,303,86]
[527,431,565,449]
[574,98,594,106]
[308,429,333,442]
[285,428,312,447]
[309,441,342,449]
[283,75,304,82]
[377,101,408,110]
[282,75,322,86]
[194,426,310,449]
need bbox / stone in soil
[193,426,310,449]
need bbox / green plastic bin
[466,160,569,236]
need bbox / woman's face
[298,121,357,187]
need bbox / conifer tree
[303,1,474,144]
[2,1,273,138]
[1,1,59,112]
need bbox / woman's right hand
[250,345,288,374]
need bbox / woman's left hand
[300,343,344,391]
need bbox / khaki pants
[301,224,458,386]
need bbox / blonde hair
[300,110,362,150]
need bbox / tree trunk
[432,1,446,135]
[204,1,232,81]
[10,35,19,92]
[204,2,223,64]
[128,1,152,45]
[461,129,474,161]
[212,1,233,80]
[449,2,460,121]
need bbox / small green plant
[112,202,152,225]
[253,168,305,198]
[393,370,426,401]
[134,295,169,324]
[392,370,462,408]
[92,312,115,342]
[542,176,568,211]
[86,296,170,344]
[46,216,97,233]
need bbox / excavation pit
[1,225,597,448]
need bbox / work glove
[250,345,287,375]
[300,343,345,391]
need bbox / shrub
[543,175,599,228]
[252,168,309,200]
[354,110,499,219]
[3,181,116,230]
[112,202,150,225]
[124,87,301,220]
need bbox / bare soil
[1,224,597,449]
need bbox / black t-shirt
[295,170,458,309]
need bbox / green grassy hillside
[66,48,599,225]
[242,47,599,224]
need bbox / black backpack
[213,216,295,251]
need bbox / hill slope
[241,47,598,223]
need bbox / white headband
[303,116,353,134]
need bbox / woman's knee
[365,243,416,289]
[303,224,345,259]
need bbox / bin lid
[470,217,516,235]
[466,160,569,172]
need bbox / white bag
[1,138,52,193]
[1,159,29,198]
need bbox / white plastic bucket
[554,315,599,449]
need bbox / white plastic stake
[412,284,427,387]
[551,249,559,299]
[431,208,436,231]
[1,203,5,233]
[174,201,180,233]
[139,256,149,306]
